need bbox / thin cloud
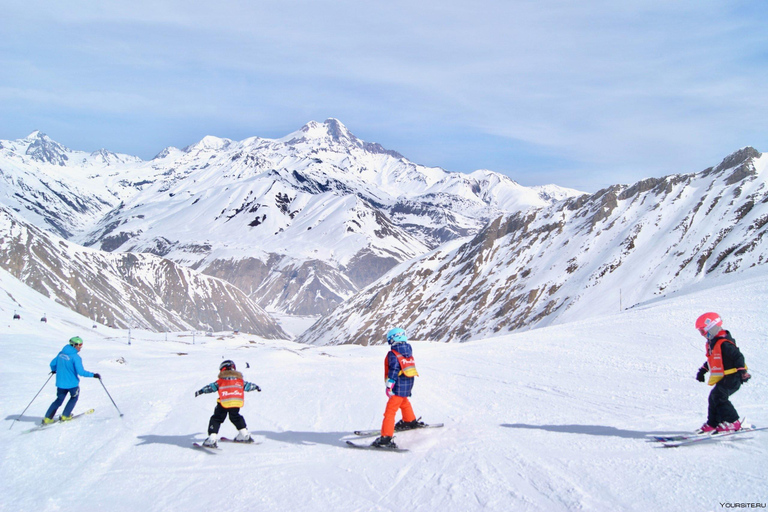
[2,1,767,191]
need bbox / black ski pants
[208,403,247,434]
[707,374,741,426]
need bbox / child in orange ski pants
[381,396,417,437]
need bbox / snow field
[1,269,767,511]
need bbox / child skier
[195,360,261,447]
[43,336,100,424]
[694,312,751,433]
[372,328,425,449]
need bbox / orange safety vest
[391,350,419,378]
[705,338,744,386]
[217,371,245,408]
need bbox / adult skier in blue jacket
[43,336,100,424]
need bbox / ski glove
[740,371,751,383]
[93,373,101,380]
[696,367,707,383]
[194,390,202,397]
[385,378,395,398]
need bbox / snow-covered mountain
[299,147,768,345]
[0,207,287,337]
[0,131,144,238]
[0,120,579,316]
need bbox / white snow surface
[1,266,767,512]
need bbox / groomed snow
[1,267,766,511]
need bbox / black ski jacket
[701,330,746,372]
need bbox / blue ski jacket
[50,344,94,389]
[386,341,415,397]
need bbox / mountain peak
[286,119,403,159]
[323,118,354,143]
[295,118,357,144]
[183,135,232,153]
[713,146,761,173]
[24,131,70,166]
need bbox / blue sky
[1,1,767,192]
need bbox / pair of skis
[192,437,262,451]
[648,423,767,447]
[345,422,444,452]
[23,408,95,434]
[192,423,445,452]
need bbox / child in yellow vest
[195,360,261,447]
[694,313,750,433]
[372,328,425,449]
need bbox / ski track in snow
[1,268,768,511]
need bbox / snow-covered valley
[2,266,766,511]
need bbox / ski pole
[9,373,54,430]
[99,379,124,417]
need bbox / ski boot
[60,414,73,421]
[696,423,716,434]
[371,436,398,449]
[42,417,55,425]
[716,420,741,433]
[203,433,219,448]
[234,428,253,443]
[394,418,426,432]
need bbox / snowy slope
[1,263,767,511]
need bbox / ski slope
[1,267,767,512]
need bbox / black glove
[194,390,201,397]
[255,385,261,392]
[51,370,56,375]
[93,373,101,380]
[696,367,707,383]
[740,371,751,383]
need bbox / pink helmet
[695,312,723,338]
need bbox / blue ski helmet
[386,328,407,345]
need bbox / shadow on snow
[501,423,686,439]
[253,430,353,448]
[136,433,211,451]
[6,414,43,426]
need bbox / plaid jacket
[386,342,415,397]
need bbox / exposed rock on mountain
[0,207,287,337]
[298,148,768,345]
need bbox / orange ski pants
[381,396,416,437]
